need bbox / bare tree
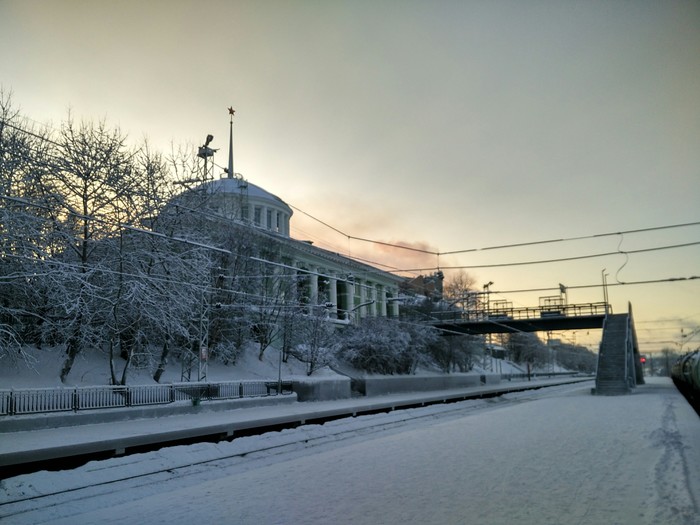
[41,115,140,382]
[0,90,56,364]
[289,302,337,376]
[507,332,548,369]
[338,317,411,374]
[442,270,479,311]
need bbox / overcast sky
[1,0,699,353]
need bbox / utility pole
[483,281,493,372]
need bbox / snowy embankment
[0,345,525,390]
[1,378,698,525]
[0,345,338,388]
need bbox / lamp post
[601,269,609,314]
[197,134,217,182]
[559,283,568,312]
[348,300,376,321]
[483,281,493,371]
[483,281,493,316]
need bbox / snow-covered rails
[671,350,700,410]
[0,380,294,416]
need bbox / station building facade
[175,173,404,323]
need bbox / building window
[241,205,249,221]
[254,206,262,226]
[266,209,272,230]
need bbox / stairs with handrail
[594,314,631,395]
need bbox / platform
[0,377,591,475]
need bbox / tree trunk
[119,349,132,385]
[109,337,118,385]
[59,332,80,383]
[153,341,170,383]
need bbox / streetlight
[483,281,494,371]
[483,281,493,315]
[601,269,609,313]
[347,300,375,321]
[559,283,568,309]
[197,134,217,182]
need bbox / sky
[2,379,699,524]
[1,0,699,354]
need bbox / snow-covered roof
[196,177,292,214]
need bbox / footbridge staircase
[593,303,644,395]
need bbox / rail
[0,380,294,417]
[429,301,610,323]
[500,371,587,382]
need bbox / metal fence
[500,371,589,382]
[0,380,294,416]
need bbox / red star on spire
[228,107,235,116]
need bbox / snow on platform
[1,377,699,525]
[0,377,589,467]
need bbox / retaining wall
[1,394,298,433]
[292,377,352,401]
[354,373,500,397]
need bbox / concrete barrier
[482,374,502,385]
[292,377,352,401]
[355,373,500,397]
[0,394,298,433]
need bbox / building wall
[176,180,403,324]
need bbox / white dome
[203,178,291,211]
[192,177,293,236]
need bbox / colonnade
[251,204,290,236]
[294,264,400,322]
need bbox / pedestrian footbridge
[432,300,644,395]
[431,301,609,335]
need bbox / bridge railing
[0,379,294,417]
[429,302,610,323]
[501,371,590,381]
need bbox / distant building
[403,271,444,302]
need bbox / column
[328,273,338,319]
[390,288,400,317]
[309,268,319,306]
[346,277,355,321]
[378,285,387,317]
[358,278,367,318]
[373,285,379,316]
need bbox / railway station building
[166,121,404,324]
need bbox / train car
[671,350,700,411]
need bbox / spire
[227,107,235,179]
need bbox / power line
[289,198,700,257]
[388,241,700,273]
[440,221,700,255]
[7,115,700,274]
[487,276,700,296]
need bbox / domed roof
[197,177,292,213]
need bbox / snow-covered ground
[2,378,698,525]
[0,345,526,389]
[0,345,333,388]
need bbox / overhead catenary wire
[5,115,700,270]
[386,240,700,273]
[490,276,700,295]
[289,199,700,257]
[5,117,699,354]
[3,194,700,303]
[4,116,700,309]
[1,252,320,310]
